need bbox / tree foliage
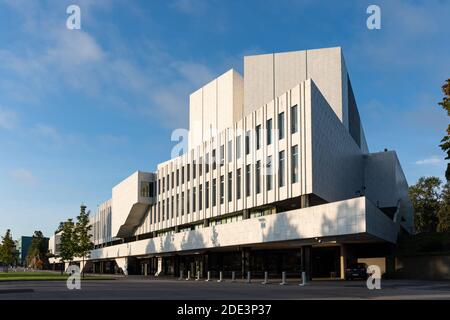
[74,204,94,276]
[409,177,442,233]
[0,229,17,267]
[438,183,450,232]
[26,230,48,269]
[438,78,450,181]
[59,219,76,265]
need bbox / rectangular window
[193,161,196,179]
[266,156,273,191]
[278,112,285,140]
[266,118,272,145]
[158,179,161,194]
[292,145,299,183]
[187,164,190,182]
[228,140,232,163]
[245,131,251,155]
[256,125,261,150]
[212,149,216,171]
[162,200,165,221]
[176,194,179,217]
[228,172,232,202]
[236,135,241,159]
[220,175,224,204]
[181,166,185,184]
[192,187,196,212]
[291,105,298,134]
[158,203,160,222]
[171,196,174,219]
[166,175,169,190]
[246,164,251,197]
[212,178,217,207]
[166,198,169,220]
[206,182,210,209]
[140,182,150,197]
[279,150,285,187]
[171,172,174,189]
[199,184,203,211]
[220,145,224,167]
[176,169,179,186]
[256,160,261,194]
[205,153,210,173]
[149,181,154,197]
[162,177,165,193]
[199,157,203,176]
[236,169,241,200]
[187,190,190,214]
[181,192,185,216]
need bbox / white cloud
[32,124,63,144]
[414,156,445,166]
[0,107,17,130]
[10,169,37,184]
[170,0,209,15]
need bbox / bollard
[195,270,200,281]
[205,271,211,282]
[299,271,307,286]
[179,270,184,281]
[217,271,223,282]
[231,271,236,282]
[186,270,191,280]
[262,271,268,285]
[280,271,287,285]
[247,271,251,283]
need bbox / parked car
[345,263,368,280]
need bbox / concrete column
[340,244,347,280]
[241,248,250,279]
[115,258,128,276]
[301,246,312,281]
[300,195,309,208]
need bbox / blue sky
[0,0,448,239]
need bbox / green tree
[438,183,450,232]
[409,177,442,233]
[438,78,450,181]
[74,204,93,277]
[0,229,16,271]
[26,231,48,269]
[59,219,75,274]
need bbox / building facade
[49,47,413,279]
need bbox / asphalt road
[1,277,450,300]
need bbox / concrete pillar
[300,195,309,208]
[115,258,128,276]
[340,244,347,280]
[301,246,312,281]
[241,248,250,279]
[64,262,70,273]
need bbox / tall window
[212,149,216,171]
[266,155,273,191]
[256,160,261,194]
[220,175,224,204]
[181,192,185,215]
[176,194,179,217]
[199,184,203,211]
[162,200,165,220]
[256,125,261,150]
[158,179,161,195]
[140,182,150,197]
[236,168,241,200]
[279,150,285,187]
[278,112,285,140]
[171,172,174,189]
[291,105,298,134]
[158,203,160,222]
[228,140,232,163]
[199,157,203,176]
[205,153,210,173]
[206,182,210,209]
[245,131,251,155]
[246,164,251,197]
[187,164,190,182]
[220,145,224,167]
[267,118,272,145]
[236,135,241,159]
[176,169,179,186]
[212,178,217,207]
[181,166,185,184]
[228,172,232,202]
[193,161,196,179]
[166,198,169,219]
[292,145,299,183]
[171,196,174,219]
[192,187,196,212]
[166,174,169,190]
[187,190,190,214]
[162,177,165,192]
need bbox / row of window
[152,144,299,224]
[157,105,299,195]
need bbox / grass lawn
[0,272,115,281]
